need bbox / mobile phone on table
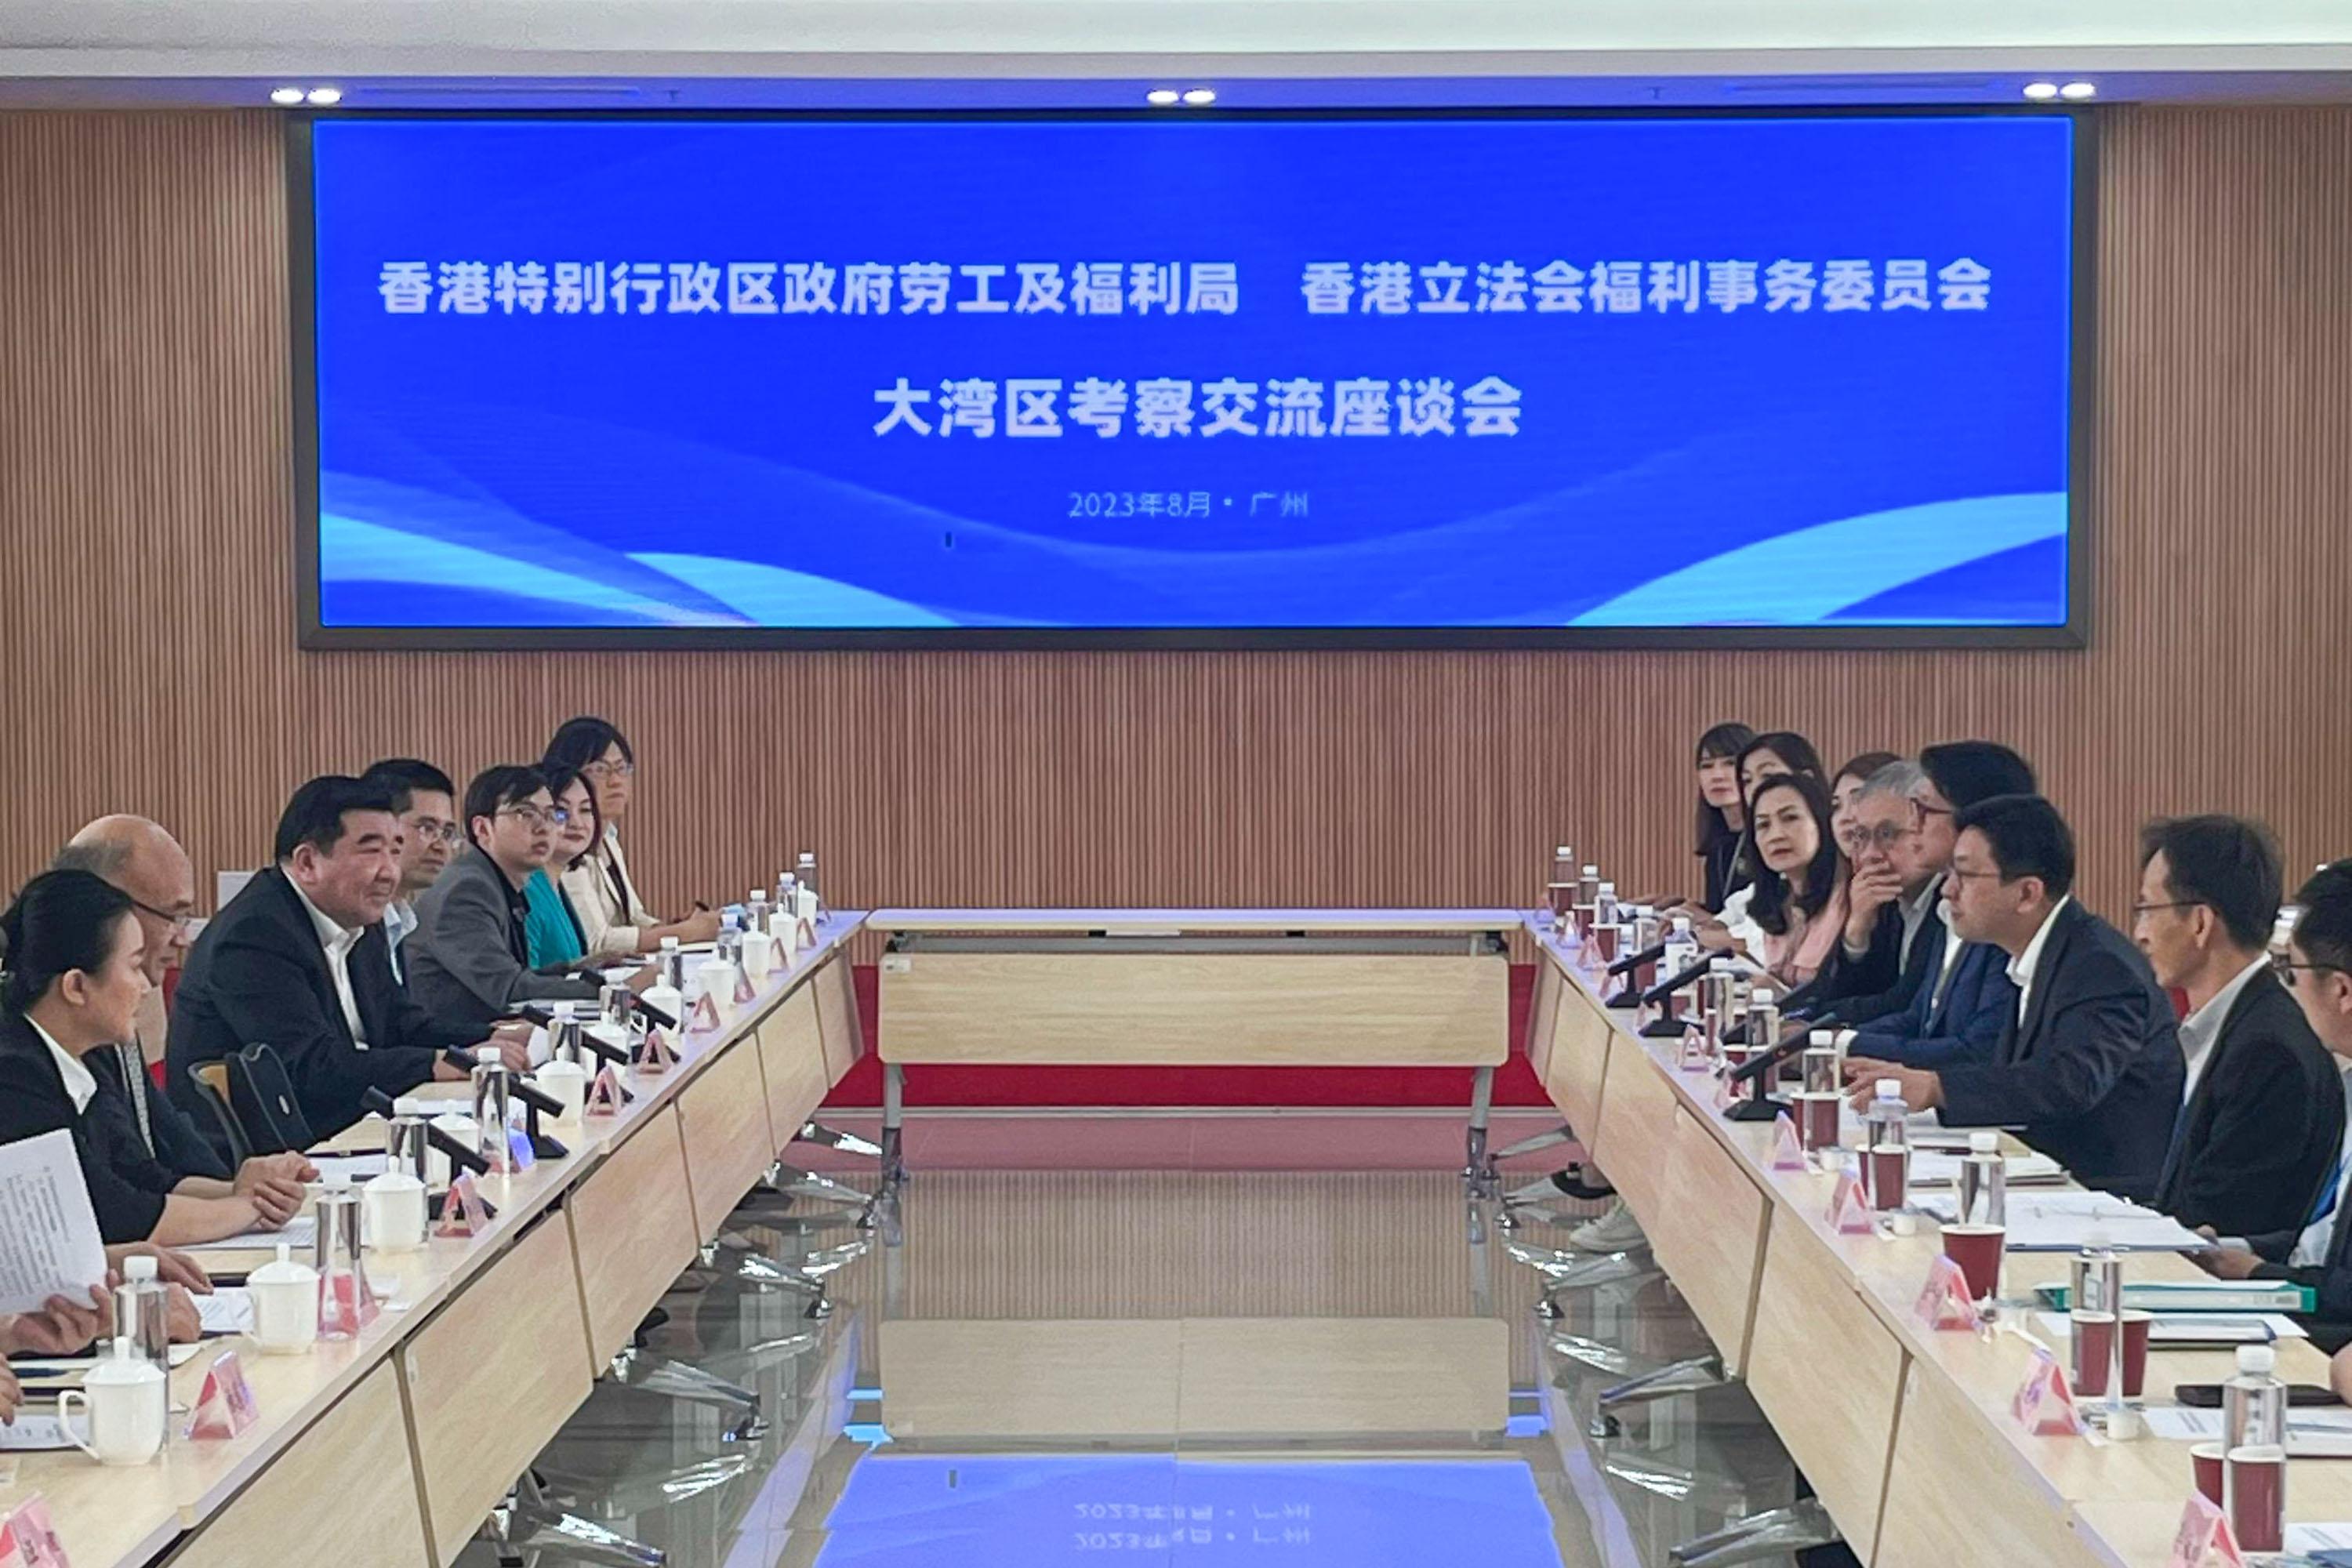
[2173,1382,2345,1408]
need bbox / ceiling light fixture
[1145,89,1180,106]
[269,86,306,106]
[306,85,344,106]
[2058,81,2096,100]
[2021,82,2060,101]
[1181,88,1217,106]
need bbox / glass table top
[458,1114,1813,1568]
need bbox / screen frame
[287,105,2096,652]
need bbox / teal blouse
[521,868,589,970]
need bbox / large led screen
[297,111,2084,646]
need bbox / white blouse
[560,826,657,959]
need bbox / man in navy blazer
[1849,793,2183,1203]
[2136,816,2342,1238]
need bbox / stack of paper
[2034,1311,2307,1345]
[1905,1151,2067,1187]
[187,1216,317,1253]
[1915,1191,2206,1250]
[2148,1407,2352,1458]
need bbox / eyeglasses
[1860,823,1918,851]
[405,818,462,848]
[2274,953,2344,984]
[1913,802,1955,822]
[1945,866,2006,882]
[495,806,570,829]
[2130,900,2202,919]
[127,896,200,942]
[583,760,635,779]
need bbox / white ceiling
[5,0,2352,105]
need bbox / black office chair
[183,1062,252,1167]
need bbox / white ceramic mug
[59,1342,166,1465]
[362,1168,429,1254]
[534,1058,588,1123]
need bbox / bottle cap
[125,1254,158,1282]
[1671,915,1691,935]
[748,888,764,902]
[1969,1131,1999,1153]
[1810,1029,1835,1046]
[1877,1078,1901,1097]
[2238,1345,2277,1375]
[659,936,679,950]
[1582,865,1598,876]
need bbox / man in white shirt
[2136,817,2340,1236]
[2200,862,2352,1356]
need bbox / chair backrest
[184,1062,252,1167]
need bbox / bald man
[54,818,311,1209]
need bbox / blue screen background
[306,114,2076,630]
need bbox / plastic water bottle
[1862,1078,1909,1210]
[1957,1131,2005,1226]
[2223,1344,2288,1552]
[114,1254,172,1377]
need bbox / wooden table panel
[813,955,864,1082]
[1875,1358,2103,1568]
[881,1319,1181,1439]
[1743,1210,1907,1558]
[1544,964,1618,1140]
[1525,958,1562,1084]
[568,1102,703,1367]
[1178,1318,1509,1436]
[1647,1106,1770,1374]
[403,1214,596,1564]
[1591,1036,1677,1220]
[679,1036,779,1243]
[162,1362,427,1568]
[880,951,1506,1065]
[760,983,832,1150]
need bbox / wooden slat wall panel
[4,107,2351,927]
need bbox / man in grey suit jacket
[408,766,603,1034]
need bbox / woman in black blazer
[0,871,289,1246]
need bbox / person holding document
[0,870,296,1246]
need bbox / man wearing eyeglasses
[361,758,460,986]
[53,817,314,1205]
[405,765,604,1035]
[2194,865,2352,1343]
[2135,816,2340,1240]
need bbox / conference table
[0,914,869,1568]
[865,907,1515,1188]
[1523,910,2352,1567]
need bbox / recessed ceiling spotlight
[2058,81,2096,100]
[1181,88,1217,106]
[1145,89,1180,107]
[269,86,305,107]
[2021,82,2060,101]
[306,85,343,107]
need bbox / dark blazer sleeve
[354,927,475,1057]
[1937,971,2152,1129]
[418,867,599,1015]
[2169,1004,2346,1237]
[198,927,430,1139]
[143,1073,232,1183]
[1853,946,2013,1070]
[0,1031,168,1245]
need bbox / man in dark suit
[1849,793,2183,1203]
[2137,816,2342,1237]
[407,765,604,1035]
[2194,862,2352,1350]
[169,776,527,1145]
